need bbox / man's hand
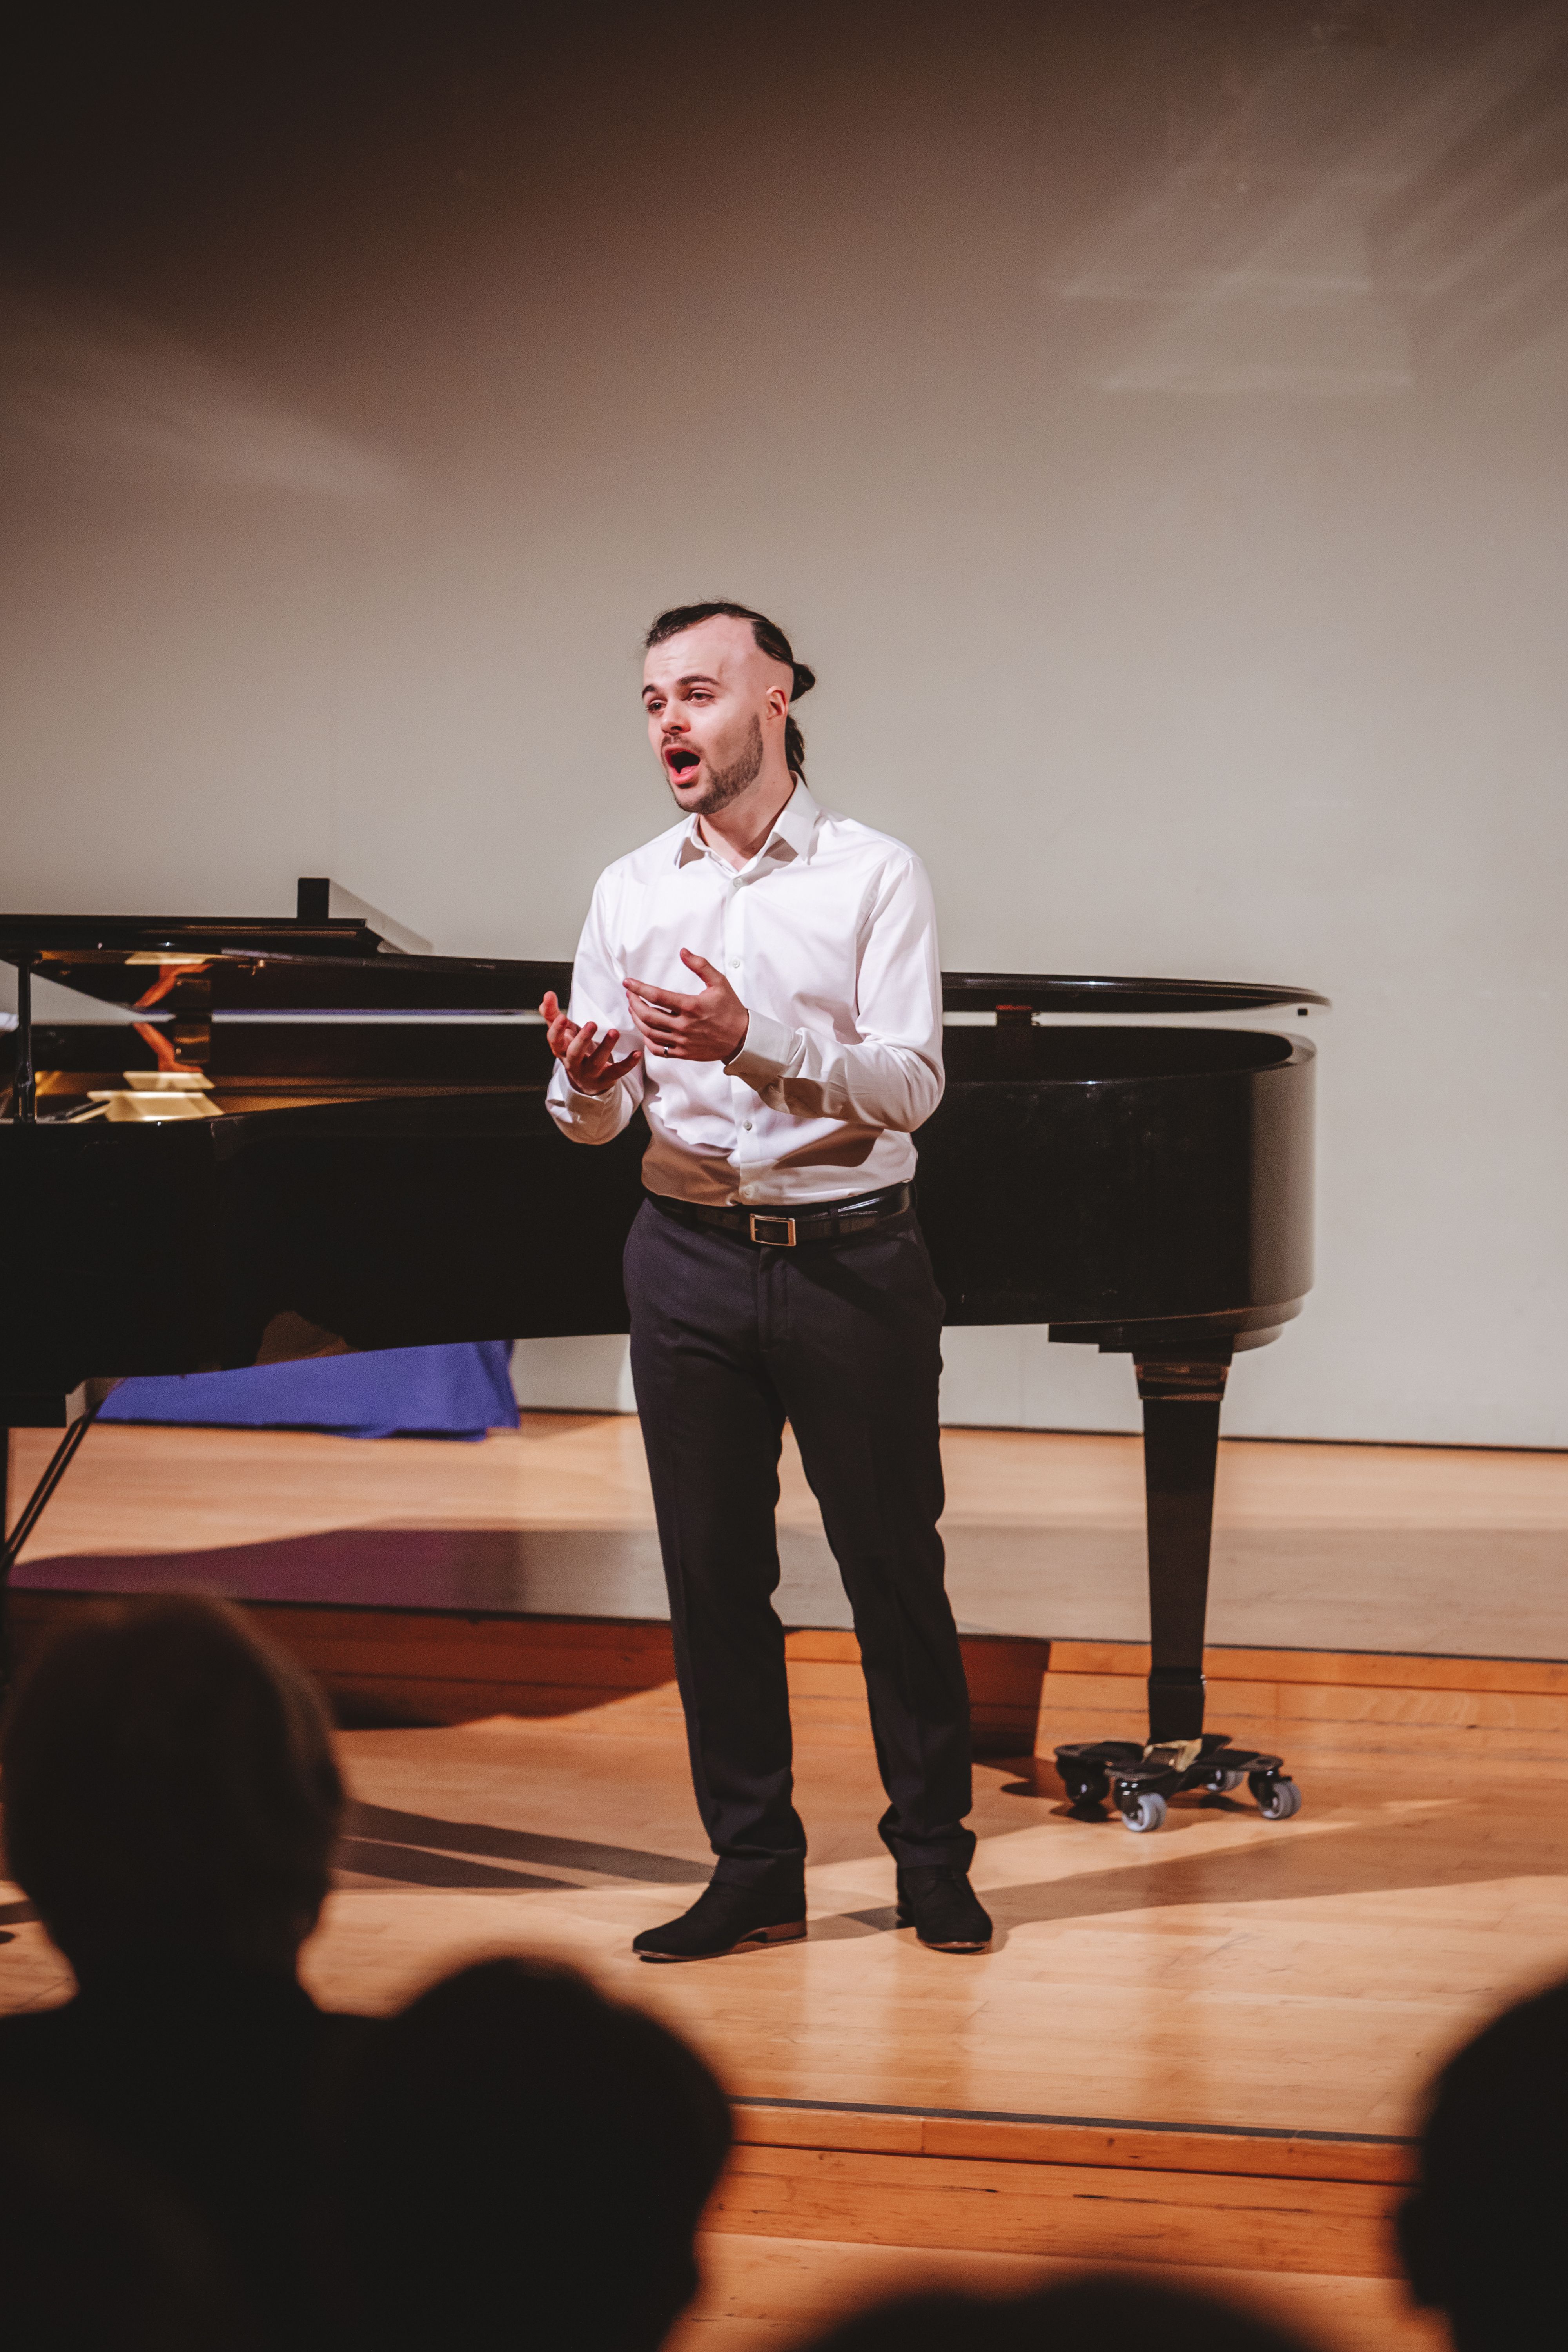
[539,991,641,1096]
[623,951,749,1064]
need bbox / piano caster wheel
[1062,1770,1111,1808]
[1251,1773,1302,1821]
[1120,1791,1167,1834]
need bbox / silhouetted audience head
[335,1956,732,2352]
[1,1593,343,1977]
[1399,1974,1568,2352]
[801,2278,1320,2352]
[0,2102,246,2352]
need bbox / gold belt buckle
[748,1212,797,1247]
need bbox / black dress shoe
[895,1865,993,1952]
[633,1875,808,1963]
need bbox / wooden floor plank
[732,2105,1416,2186]
[708,2143,1401,2276]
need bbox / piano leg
[0,1404,104,1703]
[1136,1354,1229,1746]
[1053,1347,1302,1834]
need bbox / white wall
[4,2,1566,1443]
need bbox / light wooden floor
[11,1692,1566,2131]
[291,1723,1568,2135]
[12,1413,1568,1656]
[0,1695,1531,2350]
[5,1414,1563,2351]
[671,2235,1448,2352]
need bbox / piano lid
[942,974,1330,1015]
[0,880,574,1016]
[0,883,1330,1021]
[0,879,428,962]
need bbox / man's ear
[764,684,789,720]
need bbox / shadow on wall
[0,283,411,504]
[1039,2,1568,397]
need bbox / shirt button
[742,1120,753,1131]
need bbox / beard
[682,715,764,815]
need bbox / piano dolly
[1054,1735,1301,1835]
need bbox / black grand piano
[0,883,1327,1832]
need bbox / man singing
[541,601,990,1962]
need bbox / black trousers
[624,1194,975,1883]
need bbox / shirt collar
[675,778,820,871]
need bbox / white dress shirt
[546,781,945,1207]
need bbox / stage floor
[673,2232,1448,2352]
[232,1720,1568,2138]
[0,1695,1553,2352]
[4,1414,1563,2352]
[11,1412,1568,1658]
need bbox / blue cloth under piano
[100,1342,519,1441]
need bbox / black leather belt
[646,1182,913,1249]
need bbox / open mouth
[665,746,701,778]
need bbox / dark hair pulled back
[644,600,816,777]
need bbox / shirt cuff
[724,1008,797,1088]
[549,1068,625,1129]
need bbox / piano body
[0,883,1326,1830]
